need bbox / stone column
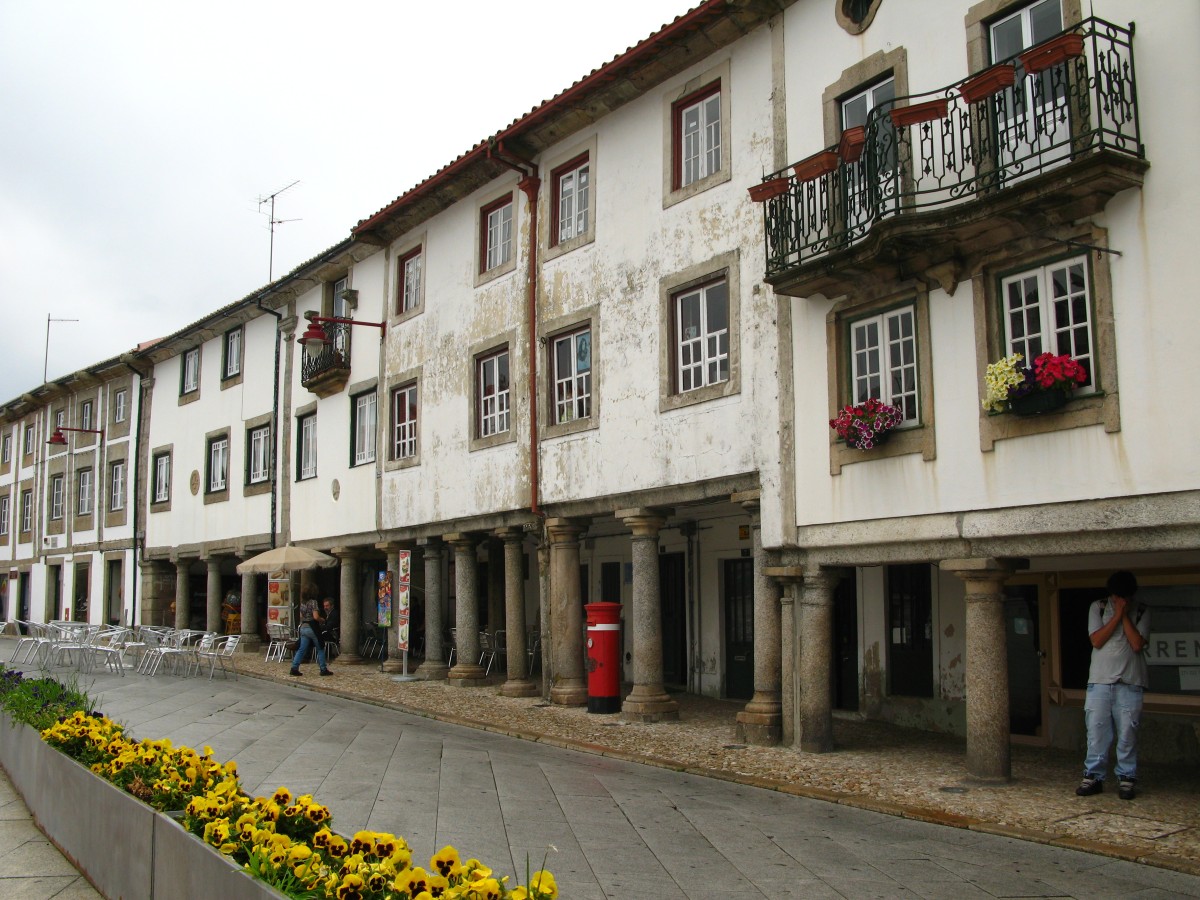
[941,558,1020,782]
[240,570,261,650]
[735,494,782,746]
[415,538,448,680]
[497,527,537,697]
[333,549,362,664]
[382,544,404,674]
[798,567,846,753]
[173,557,190,630]
[486,537,504,633]
[446,533,487,685]
[537,534,551,697]
[764,566,804,746]
[617,508,678,723]
[205,557,222,633]
[546,518,587,706]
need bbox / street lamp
[48,426,104,446]
[297,311,386,363]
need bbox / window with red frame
[673,81,721,189]
[551,154,590,246]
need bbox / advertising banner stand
[387,550,419,682]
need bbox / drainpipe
[487,140,545,518]
[256,298,283,548]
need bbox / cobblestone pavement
[232,654,1200,877]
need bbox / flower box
[154,812,287,900]
[838,125,867,163]
[1009,389,1070,417]
[959,63,1016,103]
[1019,32,1085,75]
[747,176,791,202]
[793,149,840,181]
[889,98,949,129]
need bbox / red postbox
[585,601,622,713]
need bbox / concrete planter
[0,715,285,899]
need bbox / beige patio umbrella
[236,544,338,574]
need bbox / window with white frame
[21,490,32,532]
[223,327,242,379]
[50,475,64,520]
[351,391,377,466]
[114,389,127,423]
[849,305,919,422]
[0,495,8,536]
[390,383,417,461]
[1,434,9,464]
[675,82,721,189]
[298,414,317,480]
[1000,256,1093,389]
[80,400,94,431]
[153,453,171,503]
[55,409,65,430]
[481,196,514,273]
[77,469,93,516]
[247,425,270,484]
[478,350,510,438]
[553,155,590,246]
[675,279,729,393]
[23,426,34,455]
[181,348,199,395]
[110,461,126,511]
[207,437,228,493]
[398,248,422,314]
[552,328,592,424]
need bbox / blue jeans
[1083,682,1143,781]
[291,624,328,671]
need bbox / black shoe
[289,669,302,677]
[1118,779,1136,800]
[1075,776,1103,796]
[319,669,333,677]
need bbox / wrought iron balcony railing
[760,17,1142,284]
[300,321,352,385]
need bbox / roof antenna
[257,180,301,282]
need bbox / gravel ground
[237,653,1200,875]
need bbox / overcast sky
[0,0,691,404]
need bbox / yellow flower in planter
[273,787,292,805]
[401,866,431,895]
[529,869,558,898]
[426,872,449,895]
[432,845,461,878]
[335,872,366,900]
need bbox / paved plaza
[3,658,1199,900]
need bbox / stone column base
[448,664,488,687]
[236,635,263,653]
[415,661,450,681]
[335,652,364,665]
[500,678,539,698]
[621,686,679,723]
[550,679,587,706]
[381,659,405,674]
[735,702,782,746]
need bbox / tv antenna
[257,180,301,282]
[44,314,80,384]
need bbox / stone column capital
[731,489,761,517]
[493,526,525,543]
[330,546,364,559]
[442,532,480,551]
[941,557,1025,599]
[764,565,805,585]
[802,566,851,595]
[616,507,670,537]
[545,518,585,544]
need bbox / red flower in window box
[838,126,867,163]
[1019,32,1085,75]
[793,149,840,182]
[959,63,1016,103]
[747,177,791,203]
[829,398,904,450]
[889,98,950,129]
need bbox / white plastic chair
[197,634,240,680]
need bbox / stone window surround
[390,233,426,325]
[469,332,518,452]
[104,448,128,528]
[243,413,273,496]
[324,272,355,318]
[658,250,742,414]
[662,58,732,209]
[178,346,201,406]
[294,401,317,482]
[47,472,66,530]
[964,0,1082,74]
[826,283,936,475]
[19,482,34,536]
[203,427,230,505]
[348,377,380,469]
[543,135,598,261]
[150,444,173,513]
[0,490,9,541]
[108,379,133,440]
[835,0,885,35]
[23,421,36,460]
[475,185,520,287]
[221,325,245,389]
[973,223,1119,451]
[540,305,600,440]
[820,47,909,150]
[73,466,94,527]
[384,365,422,472]
[0,431,12,477]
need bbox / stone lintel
[493,526,524,541]
[614,506,672,521]
[441,532,479,546]
[763,565,805,581]
[330,546,363,558]
[940,557,1027,577]
[730,489,762,505]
